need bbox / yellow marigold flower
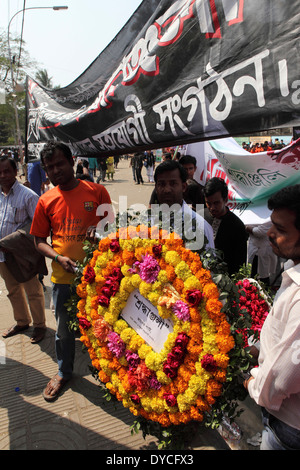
[157,270,169,284]
[145,351,164,371]
[138,281,152,297]
[113,319,128,334]
[147,291,160,305]
[164,250,182,266]
[157,305,171,319]
[129,333,145,351]
[138,343,152,359]
[156,370,171,385]
[131,274,142,288]
[174,261,191,281]
[120,327,135,344]
[121,264,132,277]
[184,276,201,290]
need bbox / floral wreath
[76,225,235,427]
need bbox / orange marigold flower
[214,370,227,382]
[196,268,212,284]
[77,298,86,311]
[122,250,136,265]
[100,346,114,361]
[80,334,91,348]
[92,358,100,370]
[206,379,223,397]
[165,265,176,282]
[173,375,189,393]
[203,283,220,300]
[172,277,184,293]
[196,396,211,412]
[76,283,87,298]
[190,406,204,422]
[97,238,112,252]
[189,307,201,323]
[98,370,110,383]
[214,353,230,369]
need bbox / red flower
[236,279,270,347]
[84,266,96,283]
[102,279,119,297]
[152,244,162,257]
[163,363,178,379]
[169,346,185,361]
[162,332,189,378]
[97,295,110,308]
[110,240,120,252]
[78,317,91,330]
[201,353,218,372]
[163,393,177,407]
[175,332,189,349]
[110,267,123,281]
[186,289,203,307]
[130,394,140,405]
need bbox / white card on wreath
[120,289,173,353]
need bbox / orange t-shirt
[30,180,112,284]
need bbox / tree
[0,30,37,146]
[35,68,53,88]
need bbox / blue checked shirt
[0,180,39,262]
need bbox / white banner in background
[184,137,300,224]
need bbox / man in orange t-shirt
[30,141,113,401]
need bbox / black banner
[26,0,300,157]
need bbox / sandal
[43,374,69,402]
[30,327,46,344]
[2,324,29,338]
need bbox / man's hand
[56,255,77,273]
[86,225,99,243]
[243,375,254,390]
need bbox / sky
[1,0,143,88]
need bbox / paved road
[0,160,263,450]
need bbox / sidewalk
[0,162,263,450]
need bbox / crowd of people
[0,140,299,450]
[242,138,289,153]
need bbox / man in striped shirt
[0,154,46,343]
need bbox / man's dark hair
[179,154,197,167]
[268,184,300,230]
[40,141,73,168]
[203,177,228,199]
[0,154,17,171]
[154,159,187,183]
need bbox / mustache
[268,237,277,248]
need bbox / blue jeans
[261,408,300,450]
[52,283,75,380]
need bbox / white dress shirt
[248,260,300,430]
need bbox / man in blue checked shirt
[0,154,46,343]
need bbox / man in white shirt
[152,159,214,251]
[244,184,300,450]
[0,154,46,343]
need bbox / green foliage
[65,240,97,331]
